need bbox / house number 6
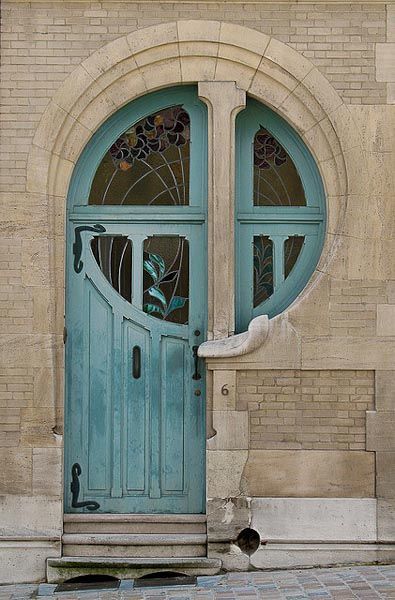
[221,384,229,396]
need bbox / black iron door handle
[192,345,201,380]
[132,345,141,379]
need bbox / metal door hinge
[70,463,100,511]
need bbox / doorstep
[46,556,222,583]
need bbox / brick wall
[0,368,34,448]
[238,370,374,450]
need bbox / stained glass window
[253,127,306,207]
[253,236,273,307]
[236,99,326,331]
[143,236,189,325]
[91,236,132,302]
[284,236,304,279]
[89,106,190,206]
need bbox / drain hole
[135,571,197,588]
[139,571,186,579]
[55,574,120,593]
[235,527,260,556]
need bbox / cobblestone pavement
[1,565,395,600]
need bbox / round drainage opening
[235,527,261,556]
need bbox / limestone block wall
[0,0,394,584]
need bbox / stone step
[62,533,207,558]
[47,556,222,583]
[62,533,207,545]
[63,514,206,535]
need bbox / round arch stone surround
[26,20,361,336]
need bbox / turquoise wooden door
[64,87,207,513]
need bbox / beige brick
[377,305,395,336]
[376,43,395,82]
[241,369,373,451]
[0,448,32,494]
[366,411,395,451]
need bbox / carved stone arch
[26,20,360,348]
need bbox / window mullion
[129,234,145,310]
[270,235,287,289]
[198,82,246,339]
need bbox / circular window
[235,99,326,332]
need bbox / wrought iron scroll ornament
[73,224,106,273]
[70,463,100,511]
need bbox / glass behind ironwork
[89,106,190,206]
[143,236,189,325]
[284,236,304,279]
[253,127,306,206]
[91,236,132,302]
[253,236,273,307]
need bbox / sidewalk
[1,565,395,599]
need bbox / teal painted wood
[65,87,207,514]
[235,99,326,332]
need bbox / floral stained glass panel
[284,236,304,279]
[91,236,132,302]
[143,236,189,325]
[253,127,306,207]
[89,106,190,206]
[253,235,274,308]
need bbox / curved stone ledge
[198,315,270,359]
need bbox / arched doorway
[64,86,207,514]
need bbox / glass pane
[253,128,306,206]
[89,106,190,206]
[284,235,304,279]
[143,236,189,325]
[253,235,273,308]
[91,236,132,302]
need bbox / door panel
[123,320,150,494]
[86,281,112,493]
[65,223,206,513]
[161,336,187,493]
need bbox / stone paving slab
[1,565,395,599]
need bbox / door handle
[192,345,201,380]
[132,345,141,379]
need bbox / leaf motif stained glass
[143,236,189,325]
[253,127,306,207]
[253,236,274,308]
[89,106,190,206]
[284,236,304,279]
[91,236,132,302]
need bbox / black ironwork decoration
[70,463,100,511]
[73,224,106,273]
[192,345,201,380]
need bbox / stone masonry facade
[239,370,374,450]
[0,0,395,585]
[0,2,391,195]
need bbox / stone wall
[0,0,394,583]
[239,370,374,450]
[0,1,392,196]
